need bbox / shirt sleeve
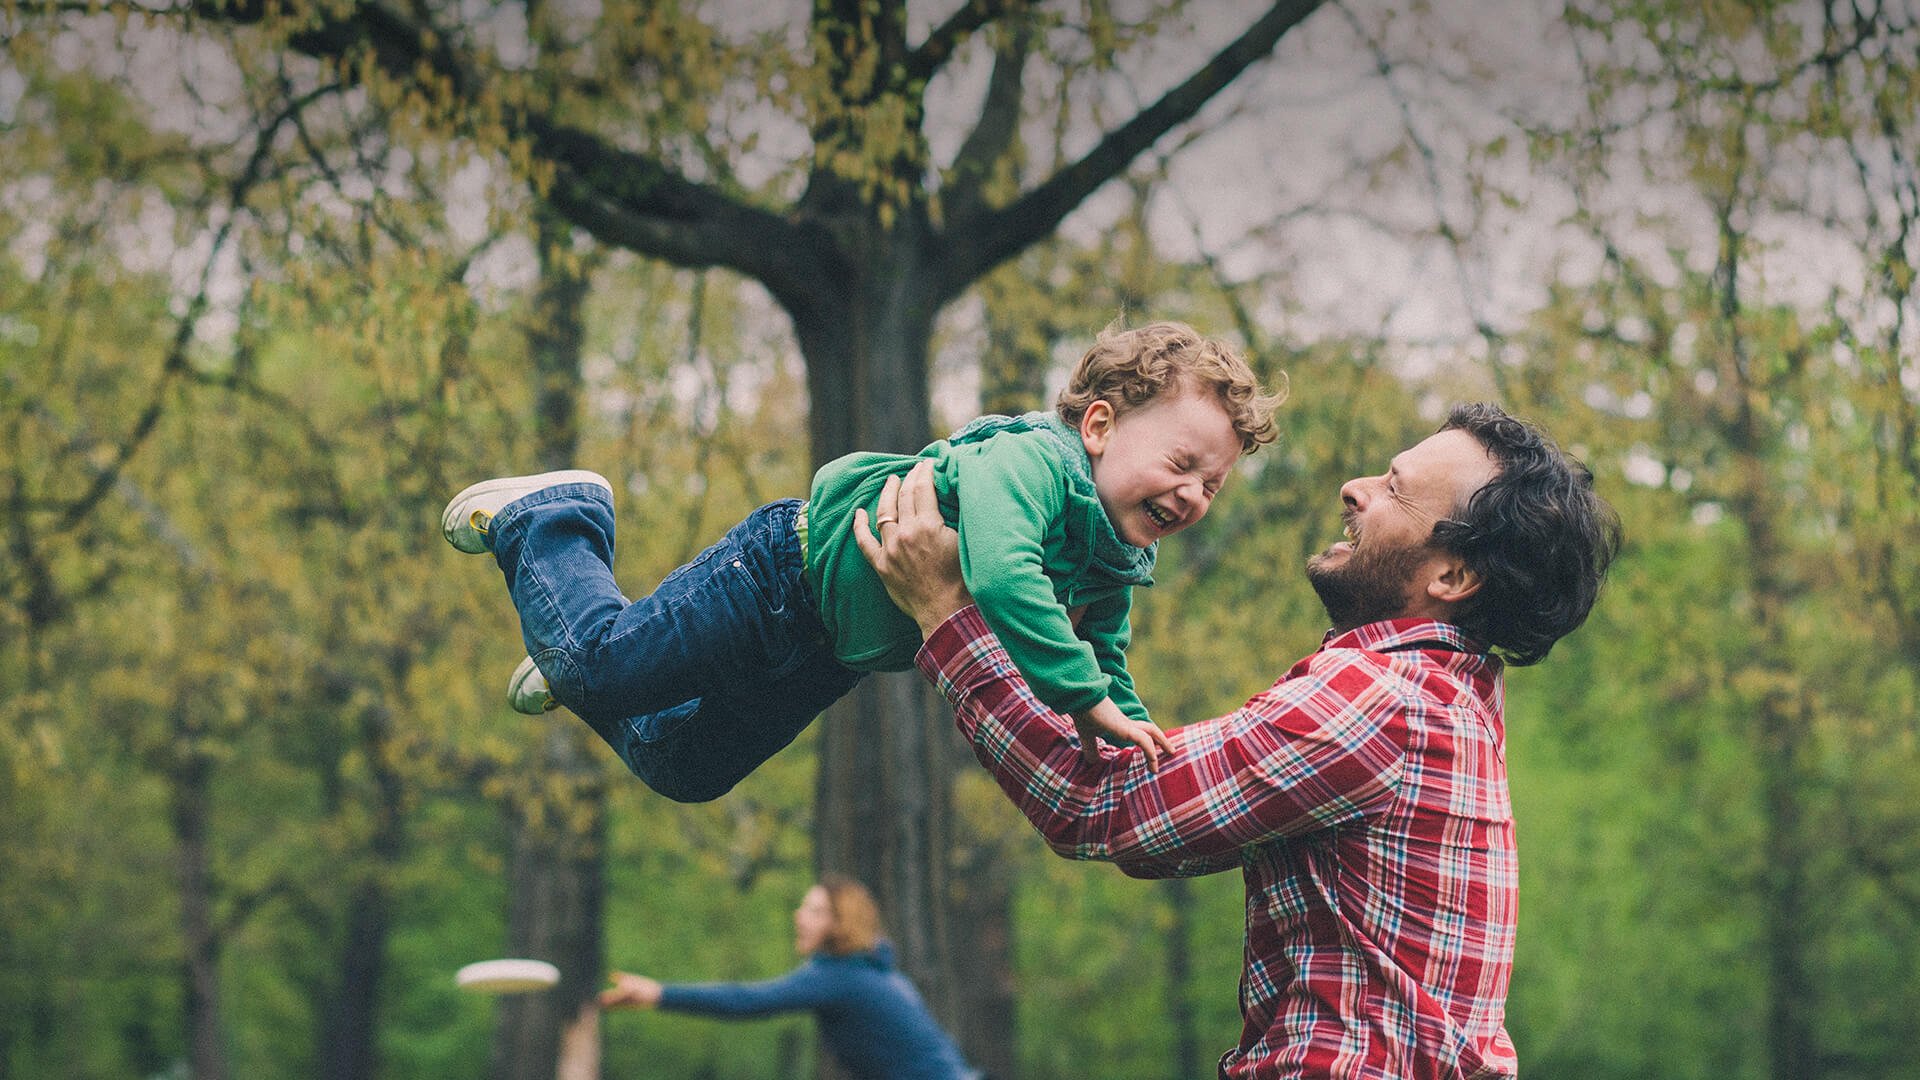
[952,436,1113,718]
[1074,590,1150,726]
[656,963,843,1018]
[916,607,1409,878]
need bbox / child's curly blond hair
[1055,320,1284,454]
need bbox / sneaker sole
[508,656,559,715]
[441,470,613,553]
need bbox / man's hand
[852,461,972,637]
[598,971,663,1011]
[1072,696,1175,770]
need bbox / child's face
[1079,388,1241,548]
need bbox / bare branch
[189,0,814,287]
[906,0,1023,86]
[940,0,1324,298]
[943,13,1033,226]
[55,79,308,533]
[1335,1,1504,349]
[18,392,215,579]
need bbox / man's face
[1307,428,1499,631]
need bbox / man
[851,403,1621,1079]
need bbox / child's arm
[949,438,1133,723]
[1069,696,1174,770]
[1064,591,1173,765]
[1073,590,1148,724]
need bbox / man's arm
[919,607,1408,872]
[856,464,1410,873]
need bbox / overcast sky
[2,0,1885,414]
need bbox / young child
[442,321,1280,803]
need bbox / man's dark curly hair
[1428,403,1622,666]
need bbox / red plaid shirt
[918,607,1518,1080]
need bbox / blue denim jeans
[488,484,863,802]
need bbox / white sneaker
[441,470,612,553]
[508,656,559,714]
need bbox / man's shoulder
[1287,620,1495,704]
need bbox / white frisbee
[455,958,560,995]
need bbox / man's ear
[1425,555,1483,607]
[1079,400,1115,458]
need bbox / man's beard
[1306,539,1429,632]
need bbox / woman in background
[600,875,980,1080]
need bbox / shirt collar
[1319,618,1488,656]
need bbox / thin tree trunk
[170,727,226,1080]
[320,879,391,1080]
[1739,460,1818,1080]
[491,770,607,1080]
[494,209,607,1080]
[949,829,1017,1080]
[1164,877,1200,1079]
[1711,192,1820,1079]
[318,698,406,1080]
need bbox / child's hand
[1072,697,1175,771]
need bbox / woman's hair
[1055,320,1284,454]
[817,875,884,956]
[1428,402,1623,666]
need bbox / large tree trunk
[797,240,978,1074]
[941,301,1057,1080]
[493,211,607,1080]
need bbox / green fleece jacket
[803,412,1154,725]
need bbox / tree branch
[1335,1,1504,348]
[942,10,1032,226]
[905,0,1023,86]
[527,116,831,301]
[192,0,823,290]
[939,0,1323,297]
[816,0,911,97]
[54,75,308,533]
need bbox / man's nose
[1339,476,1366,508]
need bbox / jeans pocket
[722,552,807,678]
[624,697,704,747]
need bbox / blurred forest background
[3,1,1919,1078]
